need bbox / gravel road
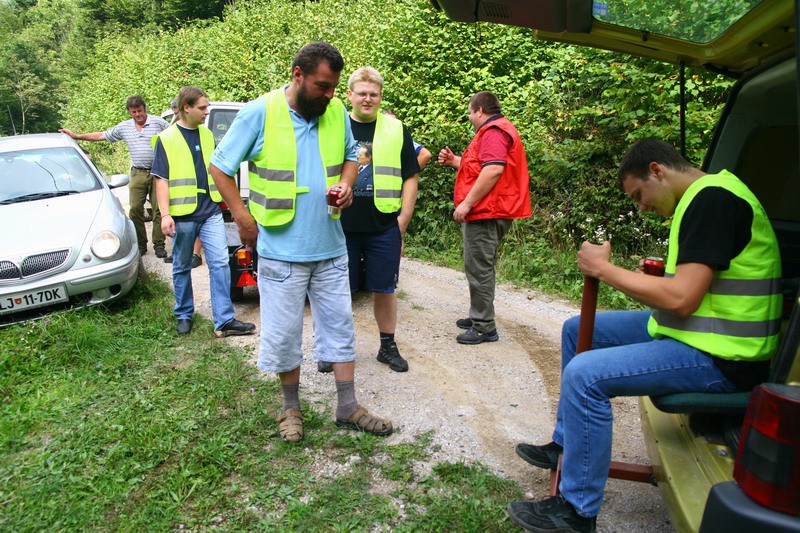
[138,220,674,532]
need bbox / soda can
[326,187,342,216]
[643,256,666,277]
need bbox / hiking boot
[214,319,255,338]
[154,246,167,258]
[456,317,473,330]
[191,253,203,268]
[176,318,192,335]
[516,441,563,470]
[376,343,409,372]
[317,361,333,373]
[507,495,597,533]
[456,327,499,345]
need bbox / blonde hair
[348,66,384,91]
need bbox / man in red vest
[438,91,532,344]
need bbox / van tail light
[734,383,800,516]
[236,248,252,267]
[220,202,229,210]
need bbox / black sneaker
[318,361,333,373]
[214,319,255,338]
[456,327,499,345]
[154,246,167,258]
[456,317,473,330]
[176,318,192,335]
[507,495,597,533]
[516,441,562,470]
[191,253,203,268]
[376,343,409,372]
[163,254,173,264]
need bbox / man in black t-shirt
[153,87,254,339]
[507,140,781,532]
[336,67,420,373]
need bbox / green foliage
[12,0,734,305]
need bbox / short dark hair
[469,91,501,115]
[126,95,146,110]
[292,42,344,75]
[617,139,692,186]
[176,86,207,120]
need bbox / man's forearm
[154,178,171,215]
[462,164,503,207]
[209,164,247,218]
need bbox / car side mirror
[108,173,130,189]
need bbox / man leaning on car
[59,95,169,258]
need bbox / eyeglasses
[354,91,381,100]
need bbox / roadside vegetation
[0,276,522,531]
[2,0,733,308]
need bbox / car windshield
[0,147,102,204]
[593,0,763,43]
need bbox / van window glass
[593,0,763,43]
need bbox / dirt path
[140,223,673,532]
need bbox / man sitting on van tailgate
[508,139,782,533]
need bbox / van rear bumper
[699,481,800,533]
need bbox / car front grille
[0,261,20,280]
[0,250,71,280]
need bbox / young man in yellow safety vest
[334,66,420,373]
[152,86,255,339]
[507,139,781,533]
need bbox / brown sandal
[276,408,304,442]
[335,405,393,436]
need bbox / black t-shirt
[676,186,769,390]
[152,124,221,223]
[340,118,420,233]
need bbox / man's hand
[59,128,76,139]
[453,201,472,223]
[161,214,176,239]
[577,241,612,279]
[236,212,259,249]
[438,146,460,168]
[331,182,353,209]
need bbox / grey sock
[335,380,358,421]
[281,383,300,411]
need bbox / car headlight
[91,231,121,259]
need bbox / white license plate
[0,285,68,315]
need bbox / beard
[296,85,330,118]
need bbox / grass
[0,274,523,531]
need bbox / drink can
[643,256,665,277]
[326,187,342,216]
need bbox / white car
[0,133,140,326]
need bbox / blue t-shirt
[152,124,221,222]
[210,88,357,262]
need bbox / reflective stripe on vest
[648,170,782,361]
[371,113,403,213]
[158,124,219,216]
[248,89,346,226]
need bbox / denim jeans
[172,212,234,330]
[552,310,738,517]
[256,254,355,373]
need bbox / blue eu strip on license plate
[0,285,68,314]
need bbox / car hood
[431,0,795,76]
[0,190,106,257]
